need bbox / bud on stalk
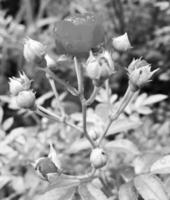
[90,148,107,169]
[16,90,36,109]
[9,72,31,96]
[23,37,46,66]
[112,33,132,51]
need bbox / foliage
[0,0,170,200]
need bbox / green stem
[86,86,100,106]
[37,67,79,96]
[82,99,96,148]
[36,105,82,133]
[98,85,136,145]
[48,77,65,117]
[62,167,96,181]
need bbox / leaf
[133,153,161,174]
[0,176,11,189]
[4,127,25,144]
[35,186,76,200]
[47,173,80,190]
[143,94,167,106]
[95,88,110,103]
[0,143,17,158]
[3,117,14,131]
[136,106,152,115]
[134,174,168,200]
[66,139,91,154]
[79,183,108,200]
[107,119,142,136]
[150,155,170,174]
[118,182,138,200]
[105,139,140,155]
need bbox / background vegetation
[0,0,170,200]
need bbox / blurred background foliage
[0,0,170,96]
[0,0,170,199]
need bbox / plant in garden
[6,12,170,200]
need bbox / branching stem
[98,85,137,145]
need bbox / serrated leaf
[107,119,142,136]
[35,186,76,200]
[143,94,167,106]
[134,174,168,200]
[150,155,170,174]
[3,117,14,131]
[79,183,108,200]
[105,139,140,155]
[118,182,138,200]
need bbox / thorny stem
[98,85,137,145]
[86,86,100,106]
[74,57,96,148]
[36,105,82,133]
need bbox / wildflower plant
[8,12,170,200]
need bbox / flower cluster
[9,72,36,109]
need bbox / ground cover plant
[0,1,170,200]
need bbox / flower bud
[98,51,115,81]
[128,58,149,73]
[23,37,46,65]
[33,143,62,181]
[112,33,132,51]
[16,90,36,109]
[9,72,31,96]
[48,143,61,169]
[90,148,107,169]
[34,157,59,180]
[89,128,99,141]
[128,58,159,91]
[86,51,101,80]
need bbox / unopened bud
[128,59,159,91]
[86,51,101,80]
[48,143,61,169]
[34,157,59,180]
[9,72,31,96]
[112,33,132,51]
[23,37,46,65]
[89,129,99,141]
[128,58,149,73]
[98,51,115,81]
[16,90,36,109]
[90,148,107,169]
